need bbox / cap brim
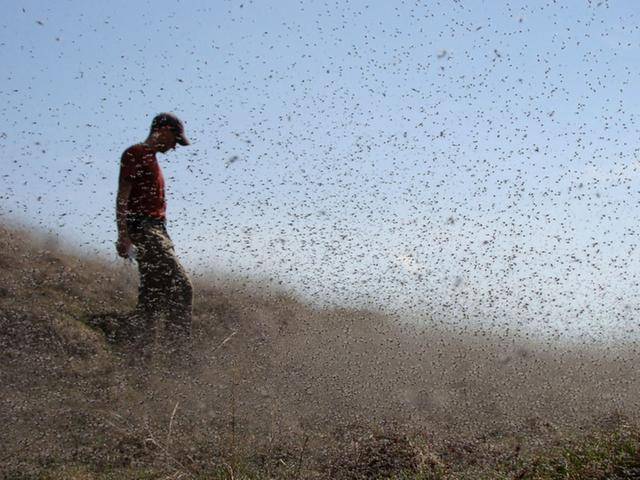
[177,135,190,146]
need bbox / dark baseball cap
[150,112,190,146]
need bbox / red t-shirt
[119,143,166,220]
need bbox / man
[115,113,193,359]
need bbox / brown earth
[1,224,639,478]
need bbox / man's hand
[116,234,133,258]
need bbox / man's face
[156,126,178,153]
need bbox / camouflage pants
[126,216,193,355]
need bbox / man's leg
[155,224,193,358]
[164,261,193,355]
[128,255,160,355]
[127,219,166,356]
[128,218,193,367]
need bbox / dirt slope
[1,224,639,478]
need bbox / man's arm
[115,178,133,258]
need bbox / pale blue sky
[2,0,640,341]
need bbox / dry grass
[1,223,640,479]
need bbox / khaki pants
[126,216,193,357]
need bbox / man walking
[115,113,193,360]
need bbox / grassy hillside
[1,224,640,479]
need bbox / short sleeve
[119,146,143,182]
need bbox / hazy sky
[2,0,640,341]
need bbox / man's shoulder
[121,143,154,162]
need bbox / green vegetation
[4,424,640,479]
[509,426,640,480]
